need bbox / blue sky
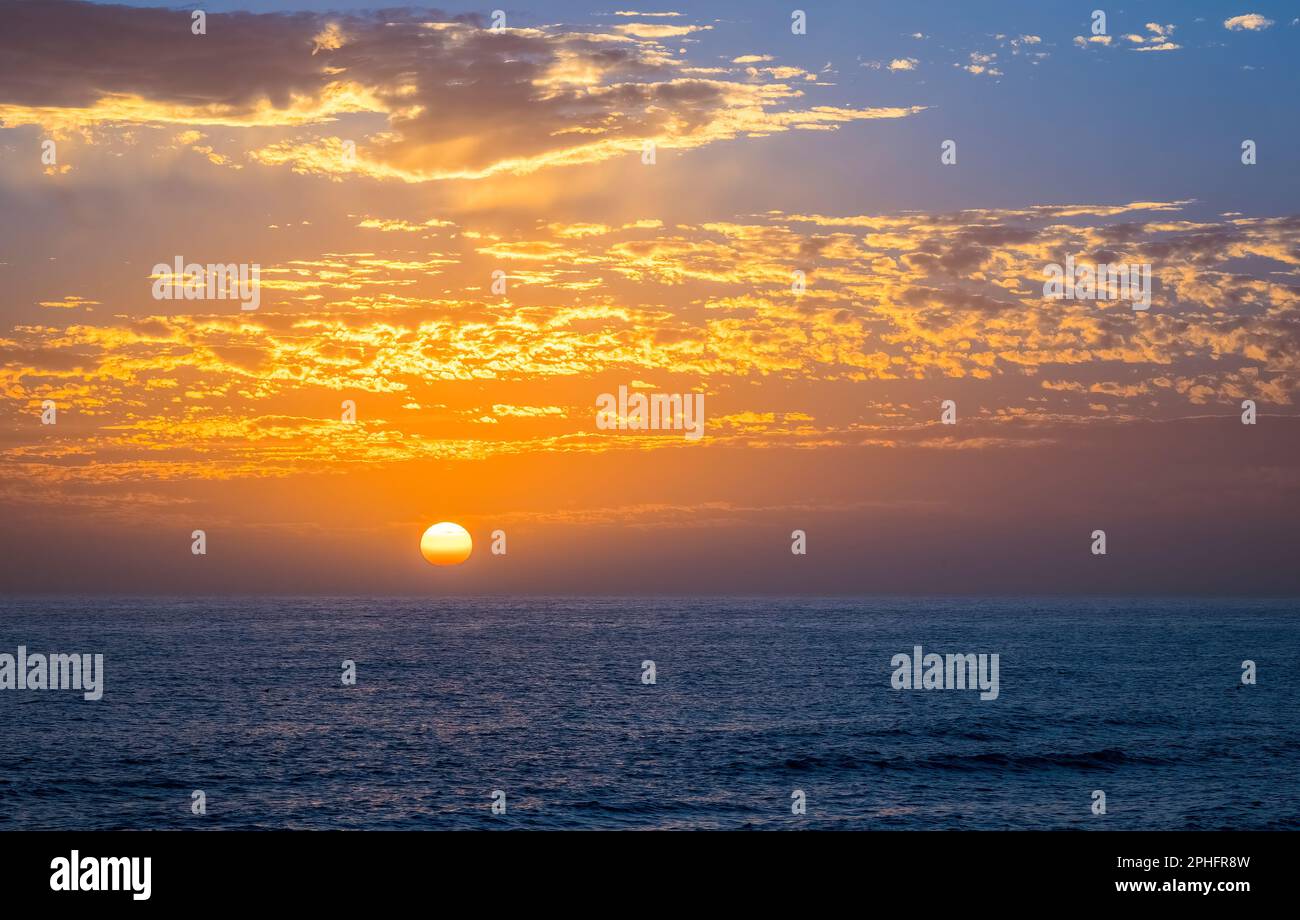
[82,0,1300,216]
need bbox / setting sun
[420,522,473,566]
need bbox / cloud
[37,295,100,310]
[6,202,1299,486]
[612,23,710,38]
[962,52,1002,76]
[1224,14,1274,31]
[356,217,455,233]
[493,404,567,418]
[1127,22,1181,52]
[0,1,921,184]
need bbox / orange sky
[2,1,1299,593]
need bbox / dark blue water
[0,597,1295,829]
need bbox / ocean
[0,597,1295,830]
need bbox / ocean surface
[0,597,1295,830]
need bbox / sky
[1,0,1299,594]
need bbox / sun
[420,522,473,566]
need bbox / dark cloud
[0,1,338,109]
[0,1,908,181]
